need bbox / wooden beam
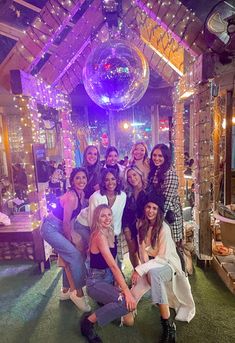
[124,26,179,85]
[39,0,103,90]
[52,37,91,87]
[225,90,233,205]
[14,0,41,13]
[0,22,23,41]
[132,0,207,56]
[26,0,86,73]
[10,69,68,108]
[0,0,85,90]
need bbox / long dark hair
[69,167,88,189]
[105,146,119,162]
[99,168,122,195]
[149,144,172,187]
[82,145,102,188]
[82,145,101,171]
[138,203,164,249]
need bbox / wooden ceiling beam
[0,0,85,90]
[26,0,86,73]
[39,0,103,90]
[124,26,179,86]
[126,0,207,57]
[14,0,41,13]
[0,22,23,41]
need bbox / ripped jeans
[86,268,129,326]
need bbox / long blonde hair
[90,204,114,248]
[129,141,149,167]
[91,204,112,233]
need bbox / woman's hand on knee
[131,270,140,286]
[123,288,137,312]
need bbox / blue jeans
[86,268,129,326]
[40,215,86,289]
[73,221,90,254]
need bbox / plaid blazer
[152,166,183,242]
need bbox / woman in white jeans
[131,192,195,343]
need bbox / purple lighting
[134,0,199,57]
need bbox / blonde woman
[122,165,146,268]
[80,204,136,342]
[129,141,150,184]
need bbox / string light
[6,75,75,227]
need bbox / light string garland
[9,75,75,228]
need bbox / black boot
[80,313,103,343]
[159,317,176,343]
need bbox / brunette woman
[41,168,90,312]
[122,166,146,268]
[82,145,102,200]
[88,168,126,239]
[129,141,150,184]
[80,204,136,343]
[103,146,125,180]
[148,144,183,246]
[131,193,195,342]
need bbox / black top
[84,164,101,199]
[52,189,82,221]
[90,239,117,269]
[122,190,146,238]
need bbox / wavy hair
[99,168,122,195]
[82,145,101,169]
[138,203,164,249]
[124,165,145,194]
[90,204,112,233]
[105,146,119,161]
[69,167,88,188]
[149,144,172,186]
[129,141,149,166]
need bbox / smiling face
[106,151,118,166]
[104,172,117,192]
[85,147,98,166]
[127,169,143,188]
[152,148,165,167]
[98,207,113,229]
[73,171,87,190]
[145,202,158,223]
[133,143,146,161]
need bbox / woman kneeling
[81,204,136,343]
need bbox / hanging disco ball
[82,39,149,111]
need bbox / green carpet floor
[0,260,234,343]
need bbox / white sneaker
[70,290,91,312]
[60,288,71,301]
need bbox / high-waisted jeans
[86,268,129,326]
[40,215,86,289]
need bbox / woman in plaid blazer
[148,144,183,246]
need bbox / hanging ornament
[83,39,149,111]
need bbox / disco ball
[82,39,149,111]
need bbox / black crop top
[52,189,82,221]
[90,240,117,269]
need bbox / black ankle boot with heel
[159,317,176,343]
[80,313,103,343]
